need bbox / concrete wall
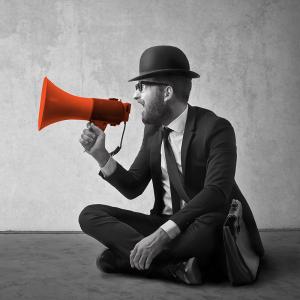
[0,0,299,230]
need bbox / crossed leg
[79,204,226,276]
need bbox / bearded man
[78,45,264,285]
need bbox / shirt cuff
[160,220,181,239]
[99,155,117,178]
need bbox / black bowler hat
[128,45,200,82]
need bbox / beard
[141,92,170,125]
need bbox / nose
[133,89,145,106]
[133,89,139,100]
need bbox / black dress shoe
[97,250,202,285]
[154,257,203,285]
[171,257,203,285]
[96,249,119,273]
[96,249,131,273]
[147,257,203,285]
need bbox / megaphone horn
[38,77,131,131]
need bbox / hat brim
[128,69,200,82]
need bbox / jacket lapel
[181,105,196,179]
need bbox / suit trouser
[79,204,227,275]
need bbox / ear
[164,86,173,101]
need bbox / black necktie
[162,127,185,214]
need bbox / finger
[145,254,154,270]
[138,253,148,270]
[133,249,142,270]
[83,129,96,138]
[129,250,132,267]
[79,138,90,150]
[90,122,103,135]
[130,248,137,268]
[79,139,91,149]
[81,134,95,144]
[79,137,89,145]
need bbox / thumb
[89,122,103,135]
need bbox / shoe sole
[183,257,203,285]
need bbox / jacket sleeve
[169,118,237,231]
[98,126,152,199]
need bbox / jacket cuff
[99,155,117,178]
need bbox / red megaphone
[38,77,131,131]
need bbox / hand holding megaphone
[79,122,104,151]
[79,122,110,166]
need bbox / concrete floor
[0,231,299,300]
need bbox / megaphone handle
[83,120,107,153]
[85,121,126,156]
[91,120,107,131]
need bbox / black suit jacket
[99,105,264,257]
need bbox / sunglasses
[135,81,169,92]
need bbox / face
[133,82,170,125]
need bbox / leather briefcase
[223,199,260,285]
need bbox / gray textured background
[0,0,299,231]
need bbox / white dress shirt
[100,105,189,239]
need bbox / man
[79,45,264,285]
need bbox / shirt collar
[165,104,188,133]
